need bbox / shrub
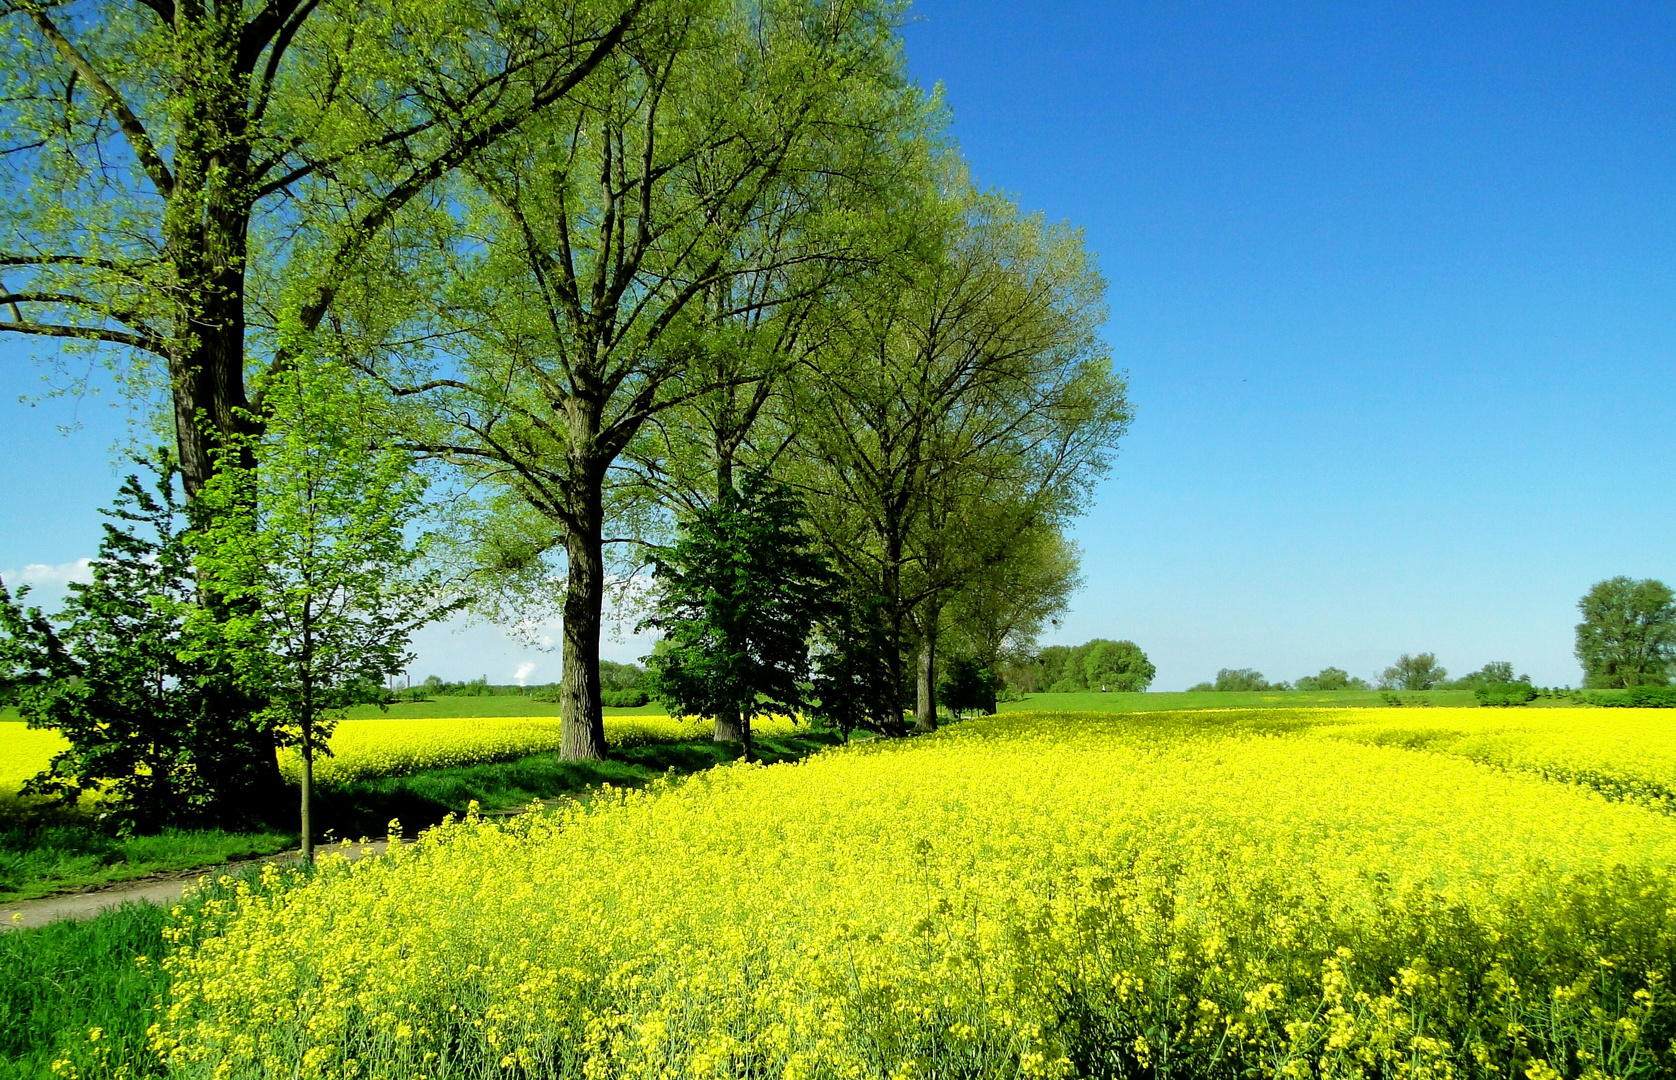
[601,688,649,708]
[1475,682,1539,707]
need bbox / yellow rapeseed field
[0,720,66,799]
[159,709,1676,1080]
[279,714,805,785]
[0,714,807,793]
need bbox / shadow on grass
[314,732,846,840]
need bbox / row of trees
[1000,639,1155,694]
[0,0,1125,835]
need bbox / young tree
[191,347,454,863]
[640,473,828,754]
[387,0,916,758]
[0,0,645,497]
[1379,653,1447,691]
[936,656,995,718]
[0,459,271,828]
[1575,577,1676,688]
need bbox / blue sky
[3,1,1673,688]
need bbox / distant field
[1003,687,1498,711]
[342,697,667,719]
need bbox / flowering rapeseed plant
[160,711,1676,1079]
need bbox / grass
[0,822,293,904]
[0,863,300,1080]
[0,899,172,1079]
[342,697,667,719]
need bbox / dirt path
[0,841,395,932]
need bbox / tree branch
[23,5,174,196]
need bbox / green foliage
[1016,639,1154,693]
[1575,577,1676,688]
[1080,639,1155,692]
[1193,667,1288,692]
[1592,686,1676,708]
[810,591,907,738]
[1451,661,1531,689]
[1475,682,1540,707]
[1381,652,1449,690]
[0,460,273,829]
[600,689,649,708]
[642,475,829,740]
[1293,667,1371,691]
[190,347,457,856]
[937,658,996,718]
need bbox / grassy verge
[0,900,171,1078]
[0,820,293,905]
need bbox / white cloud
[6,558,94,587]
[515,661,537,686]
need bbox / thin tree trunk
[560,491,609,760]
[299,728,314,866]
[914,621,938,732]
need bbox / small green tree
[190,348,455,863]
[810,591,905,740]
[1378,653,1448,691]
[1575,577,1676,688]
[0,458,273,829]
[641,474,830,756]
[937,657,996,718]
[1081,639,1154,692]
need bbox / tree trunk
[299,731,315,866]
[560,477,609,760]
[714,713,746,744]
[914,621,938,732]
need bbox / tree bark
[299,729,315,866]
[914,619,938,732]
[560,471,610,760]
[714,713,747,744]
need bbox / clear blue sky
[2,1,1672,688]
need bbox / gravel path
[0,841,395,932]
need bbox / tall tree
[792,183,1129,732]
[0,0,645,496]
[189,344,453,862]
[1575,577,1676,689]
[383,0,917,759]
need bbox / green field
[1000,687,1490,711]
[342,697,667,719]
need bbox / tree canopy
[1575,577,1676,689]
